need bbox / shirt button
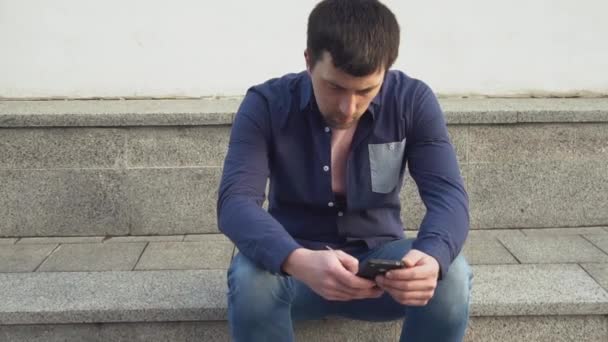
[324,127,330,133]
[389,143,395,150]
[328,202,334,207]
[337,211,344,217]
[323,165,330,172]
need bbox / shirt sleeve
[217,89,302,274]
[406,82,469,280]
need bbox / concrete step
[1,98,608,238]
[1,230,607,341]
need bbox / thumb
[403,249,425,268]
[334,250,359,274]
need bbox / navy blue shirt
[217,70,469,280]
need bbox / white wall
[1,0,607,98]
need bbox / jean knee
[421,254,472,323]
[227,254,293,317]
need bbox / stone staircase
[1,98,607,341]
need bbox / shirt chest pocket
[368,138,406,193]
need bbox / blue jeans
[227,238,473,341]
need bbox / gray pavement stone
[581,263,608,292]
[0,244,57,272]
[37,243,146,272]
[0,238,17,244]
[465,315,608,342]
[522,227,608,236]
[572,124,608,160]
[17,236,104,244]
[462,236,518,265]
[126,167,220,235]
[183,233,229,242]
[584,234,608,254]
[401,166,469,230]
[400,173,426,230]
[467,161,608,228]
[0,321,230,342]
[0,169,128,237]
[467,229,525,239]
[468,124,576,163]
[295,319,399,341]
[0,99,238,127]
[499,235,608,264]
[447,125,468,163]
[127,126,231,168]
[470,264,608,316]
[0,128,125,169]
[103,235,184,243]
[0,270,227,324]
[134,241,233,270]
[0,320,400,342]
[512,98,608,123]
[4,98,608,128]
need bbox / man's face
[306,51,385,129]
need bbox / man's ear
[304,49,312,74]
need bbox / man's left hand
[375,249,440,306]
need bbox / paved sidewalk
[1,228,607,283]
[1,228,608,341]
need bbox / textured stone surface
[1,317,606,342]
[462,236,518,265]
[513,99,608,123]
[0,244,57,272]
[103,235,184,243]
[499,235,608,264]
[522,227,608,236]
[401,165,469,230]
[465,315,608,342]
[447,125,468,163]
[126,167,221,235]
[0,128,125,169]
[467,161,608,228]
[571,124,608,160]
[0,238,17,244]
[469,123,608,164]
[17,236,104,244]
[3,98,608,128]
[38,243,146,272]
[0,321,230,342]
[0,320,400,342]
[135,241,233,270]
[585,234,608,254]
[400,173,426,230]
[581,263,608,292]
[440,98,608,124]
[0,169,128,237]
[295,319,399,341]
[183,234,230,242]
[0,270,227,324]
[467,229,525,239]
[470,264,608,316]
[0,99,238,127]
[468,124,576,163]
[127,126,231,168]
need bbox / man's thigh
[291,238,416,321]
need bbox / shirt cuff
[411,236,452,281]
[259,238,303,275]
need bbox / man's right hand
[282,248,384,301]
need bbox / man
[217,0,472,341]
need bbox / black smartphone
[357,258,405,279]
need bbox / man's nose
[339,95,357,116]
